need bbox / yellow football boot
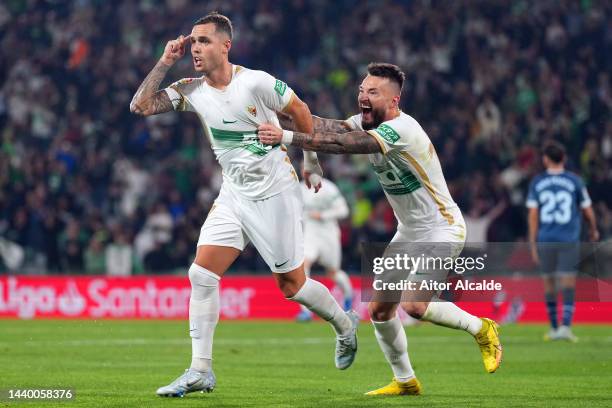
[474,317,502,373]
[365,377,422,396]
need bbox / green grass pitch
[1,320,611,407]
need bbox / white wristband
[281,130,294,145]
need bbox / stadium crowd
[0,0,610,274]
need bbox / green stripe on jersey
[209,127,279,156]
[244,143,269,156]
[210,128,255,142]
[384,186,421,195]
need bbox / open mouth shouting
[360,103,373,122]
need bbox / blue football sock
[545,292,558,329]
[561,287,575,327]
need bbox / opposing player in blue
[527,141,599,342]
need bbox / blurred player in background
[259,62,502,396]
[130,12,358,398]
[297,177,352,321]
[527,141,599,342]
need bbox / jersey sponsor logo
[274,79,287,96]
[371,161,421,195]
[375,124,400,144]
[222,119,237,124]
[247,105,257,117]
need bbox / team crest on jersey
[247,105,257,117]
[375,124,400,144]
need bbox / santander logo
[0,276,257,319]
[57,280,87,316]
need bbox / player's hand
[258,123,283,145]
[303,151,323,193]
[589,228,600,242]
[303,166,323,193]
[160,34,191,66]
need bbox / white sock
[333,269,353,300]
[299,264,312,314]
[188,263,220,372]
[372,316,415,381]
[421,300,482,335]
[290,278,351,335]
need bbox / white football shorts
[375,213,467,303]
[391,212,467,257]
[198,183,304,273]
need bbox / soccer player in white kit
[130,12,358,397]
[297,177,353,321]
[258,63,502,396]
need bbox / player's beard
[361,106,385,130]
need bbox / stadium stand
[0,0,610,274]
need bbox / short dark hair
[194,12,233,40]
[543,140,566,164]
[367,62,405,92]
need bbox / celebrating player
[527,141,599,342]
[297,177,352,321]
[130,12,358,397]
[258,62,502,396]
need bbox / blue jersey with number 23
[526,171,591,242]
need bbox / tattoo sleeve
[276,113,353,134]
[291,130,382,154]
[130,60,174,116]
[312,116,353,134]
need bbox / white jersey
[302,178,349,236]
[346,112,463,230]
[165,65,298,200]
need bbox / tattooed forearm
[130,61,173,116]
[292,130,382,154]
[312,116,352,134]
[277,114,352,134]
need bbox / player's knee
[401,302,427,319]
[189,264,220,301]
[368,303,396,321]
[276,278,301,298]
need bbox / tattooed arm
[277,112,353,134]
[129,61,174,116]
[312,116,353,134]
[289,130,382,154]
[130,34,190,116]
[258,123,382,154]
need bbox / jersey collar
[546,168,565,175]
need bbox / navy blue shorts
[537,243,580,276]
